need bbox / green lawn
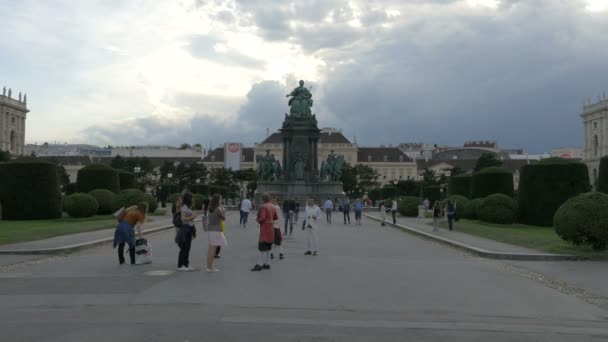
[0,215,119,246]
[438,219,608,259]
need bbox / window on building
[594,122,598,129]
[368,155,372,162]
[383,155,388,162]
[594,135,599,157]
[11,117,15,124]
[399,155,404,162]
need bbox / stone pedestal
[255,181,344,204]
[280,114,320,182]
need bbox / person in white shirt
[304,197,322,255]
[323,198,333,224]
[391,198,398,224]
[240,197,253,228]
[270,197,284,260]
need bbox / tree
[421,168,436,186]
[395,179,421,197]
[159,161,176,183]
[179,143,191,150]
[234,168,257,197]
[340,163,357,196]
[450,166,465,177]
[353,164,380,196]
[210,167,239,196]
[474,152,503,172]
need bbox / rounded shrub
[76,163,120,193]
[554,192,608,250]
[143,193,158,213]
[111,189,147,212]
[118,170,137,190]
[367,188,383,202]
[597,156,608,193]
[63,193,98,218]
[88,189,115,214]
[518,159,591,226]
[193,193,206,210]
[471,167,514,199]
[381,186,398,200]
[478,193,516,224]
[65,182,78,195]
[398,196,420,217]
[448,173,472,198]
[0,160,63,220]
[464,198,484,219]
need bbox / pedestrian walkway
[364,213,574,258]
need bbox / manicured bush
[193,194,206,210]
[63,193,98,218]
[143,194,158,214]
[518,160,591,226]
[471,167,514,199]
[381,186,398,200]
[76,163,120,193]
[423,185,442,207]
[554,192,608,250]
[88,189,115,214]
[118,170,137,190]
[368,188,383,202]
[598,156,608,193]
[65,182,78,195]
[448,173,472,198]
[464,198,484,220]
[191,184,210,195]
[209,184,229,197]
[398,196,420,217]
[0,160,63,220]
[111,189,147,212]
[478,193,516,224]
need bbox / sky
[1,0,608,153]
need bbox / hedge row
[448,173,472,198]
[471,167,513,199]
[77,163,120,193]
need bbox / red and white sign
[224,142,242,170]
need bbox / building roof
[415,159,533,173]
[358,147,411,163]
[464,140,498,149]
[38,156,204,168]
[260,131,352,144]
[201,147,255,163]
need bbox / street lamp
[167,173,173,180]
[196,178,201,184]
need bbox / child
[270,197,284,260]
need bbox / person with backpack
[342,198,351,224]
[113,202,147,265]
[206,194,226,272]
[433,201,442,232]
[176,192,197,271]
[353,198,363,225]
[445,199,456,231]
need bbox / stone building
[0,86,28,155]
[581,95,608,188]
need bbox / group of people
[378,198,398,226]
[432,199,457,231]
[322,197,364,225]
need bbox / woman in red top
[251,193,277,271]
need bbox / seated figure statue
[286,80,313,117]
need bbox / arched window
[10,130,16,152]
[594,135,599,157]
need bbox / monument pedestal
[255,181,344,204]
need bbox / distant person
[270,197,284,260]
[177,192,197,271]
[379,201,387,226]
[113,202,147,265]
[284,199,295,235]
[342,198,351,224]
[205,194,226,272]
[391,198,398,224]
[433,201,442,231]
[252,193,278,271]
[324,197,333,224]
[353,198,363,225]
[445,199,456,231]
[334,197,339,212]
[240,197,252,228]
[304,197,322,255]
[423,197,430,210]
[294,201,300,224]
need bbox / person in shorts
[270,197,284,260]
[252,193,277,271]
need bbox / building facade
[581,96,608,188]
[0,86,28,155]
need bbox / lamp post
[134,166,142,191]
[443,170,451,199]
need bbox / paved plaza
[0,213,607,341]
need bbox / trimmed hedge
[193,193,207,210]
[471,167,514,199]
[381,186,398,200]
[209,184,229,197]
[143,193,158,213]
[398,196,420,217]
[478,193,516,224]
[111,189,148,212]
[64,193,98,218]
[0,160,63,220]
[191,184,210,195]
[423,185,442,207]
[368,188,383,202]
[88,189,115,214]
[518,160,590,226]
[448,173,472,198]
[65,182,78,195]
[554,192,608,250]
[76,163,120,193]
[464,198,484,220]
[118,170,137,190]
[598,156,608,193]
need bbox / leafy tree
[474,152,503,171]
[354,164,380,195]
[234,168,257,198]
[111,156,156,190]
[210,167,238,195]
[450,166,465,177]
[179,143,192,150]
[340,163,357,195]
[159,161,176,183]
[421,168,436,186]
[395,179,421,197]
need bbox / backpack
[172,211,182,228]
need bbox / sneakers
[270,253,274,259]
[279,253,284,260]
[206,268,220,272]
[177,266,187,271]
[262,264,270,270]
[304,251,312,255]
[178,266,196,272]
[251,264,263,271]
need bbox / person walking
[342,198,351,224]
[283,199,295,235]
[270,197,284,260]
[323,197,333,224]
[445,199,456,231]
[240,197,252,228]
[177,193,197,271]
[379,201,387,226]
[252,193,278,271]
[113,202,147,265]
[304,197,322,255]
[205,194,227,272]
[391,198,398,224]
[353,198,363,225]
[433,201,442,231]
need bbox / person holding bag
[177,192,197,272]
[205,194,227,272]
[113,202,147,265]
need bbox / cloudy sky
[2,0,608,152]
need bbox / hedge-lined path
[0,213,607,341]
